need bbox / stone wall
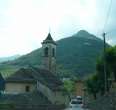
[42,43,56,74]
[37,82,68,105]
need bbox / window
[25,85,30,92]
[52,48,55,57]
[44,47,48,57]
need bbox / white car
[76,96,83,101]
[69,98,83,108]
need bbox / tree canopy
[86,46,116,98]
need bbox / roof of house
[6,68,36,83]
[6,67,63,91]
[42,33,56,45]
[31,67,62,90]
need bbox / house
[4,33,69,105]
[75,80,84,96]
[0,73,5,93]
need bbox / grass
[0,65,19,78]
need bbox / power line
[106,29,116,35]
[95,0,113,38]
[102,0,113,33]
[102,0,113,93]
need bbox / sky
[0,0,116,57]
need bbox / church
[4,33,69,105]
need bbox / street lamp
[102,32,107,93]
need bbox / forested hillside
[0,30,109,78]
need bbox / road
[65,107,89,110]
[65,107,82,110]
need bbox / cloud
[0,0,116,57]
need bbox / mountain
[0,30,109,78]
[0,55,20,63]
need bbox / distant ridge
[0,55,20,63]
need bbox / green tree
[63,80,76,96]
[96,58,110,93]
[105,46,116,80]
[86,46,116,97]
[96,47,116,91]
[86,74,99,99]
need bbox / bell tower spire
[42,33,56,74]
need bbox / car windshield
[71,100,83,104]
[71,100,78,104]
[77,100,82,104]
[77,97,82,100]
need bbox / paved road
[65,107,89,110]
[65,107,83,110]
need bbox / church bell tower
[42,33,56,74]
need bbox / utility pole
[83,87,87,109]
[103,32,107,93]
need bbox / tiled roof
[42,33,56,45]
[45,33,53,41]
[31,67,62,90]
[6,67,63,91]
[6,68,36,83]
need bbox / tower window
[44,47,48,57]
[52,48,55,57]
[25,85,30,92]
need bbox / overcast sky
[0,0,116,57]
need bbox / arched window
[44,47,48,57]
[52,48,55,57]
[25,85,30,92]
